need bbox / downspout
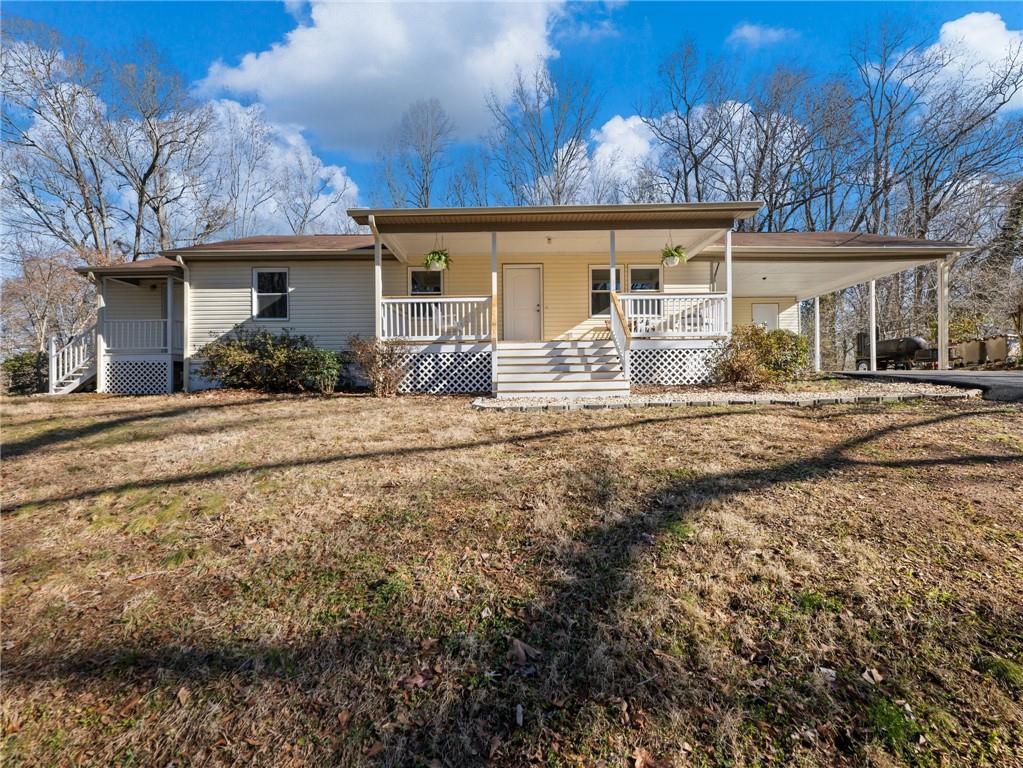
[176,255,192,392]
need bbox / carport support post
[813,296,821,372]
[868,279,877,371]
[490,231,498,394]
[937,257,950,370]
[725,229,733,334]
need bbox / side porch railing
[104,319,184,353]
[618,293,727,338]
[380,296,492,341]
[48,325,97,393]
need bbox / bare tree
[275,153,355,234]
[1,18,115,263]
[446,147,493,207]
[382,98,454,208]
[487,64,601,205]
[103,42,219,258]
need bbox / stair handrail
[48,324,96,393]
[609,291,632,381]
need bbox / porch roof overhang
[701,231,967,300]
[349,202,763,263]
[74,256,183,281]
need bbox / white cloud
[201,0,562,154]
[726,22,798,49]
[591,114,655,178]
[930,12,1023,109]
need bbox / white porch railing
[609,293,631,379]
[48,325,96,394]
[104,319,184,352]
[380,297,492,341]
[619,293,727,338]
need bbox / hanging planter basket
[424,249,450,271]
[661,244,687,267]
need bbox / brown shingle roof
[164,234,375,255]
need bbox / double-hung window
[253,268,289,320]
[589,266,623,316]
[408,268,443,296]
[628,265,661,292]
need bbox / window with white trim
[252,268,289,320]
[589,266,623,316]
[408,267,443,296]
[628,265,661,292]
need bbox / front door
[503,266,542,340]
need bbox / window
[409,268,443,296]
[253,268,288,320]
[628,265,661,292]
[589,266,623,316]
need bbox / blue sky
[8,1,1023,201]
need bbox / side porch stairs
[48,327,97,395]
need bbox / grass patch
[2,391,1021,767]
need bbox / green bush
[712,325,810,390]
[1,351,47,395]
[199,328,345,393]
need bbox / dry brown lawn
[1,391,1022,768]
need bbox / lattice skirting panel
[630,347,717,385]
[103,356,172,394]
[399,350,492,394]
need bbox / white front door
[503,266,542,340]
[752,302,780,330]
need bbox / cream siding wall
[187,260,375,355]
[391,252,716,340]
[731,296,800,333]
[104,279,178,320]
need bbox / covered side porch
[62,257,185,394]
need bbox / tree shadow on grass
[2,396,291,458]
[4,407,1021,765]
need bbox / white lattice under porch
[102,354,174,394]
[628,339,721,386]
[398,343,493,394]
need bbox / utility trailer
[855,332,929,370]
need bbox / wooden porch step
[496,379,630,393]
[498,340,615,350]
[497,362,622,373]
[498,371,625,383]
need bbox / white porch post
[937,257,950,370]
[373,233,382,339]
[95,277,107,393]
[868,279,877,371]
[179,256,191,393]
[165,276,174,392]
[725,228,733,334]
[48,336,57,394]
[609,230,617,293]
[490,231,498,394]
[813,296,822,372]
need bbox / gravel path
[473,382,981,411]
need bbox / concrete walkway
[841,370,1023,402]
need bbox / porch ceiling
[377,228,727,262]
[732,256,941,300]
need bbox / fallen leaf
[632,746,670,768]
[337,709,350,727]
[365,741,384,757]
[861,668,884,685]
[508,637,542,665]
[176,687,191,706]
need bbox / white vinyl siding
[104,278,175,321]
[732,296,800,334]
[187,260,376,355]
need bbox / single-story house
[53,202,965,397]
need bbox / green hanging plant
[661,244,688,267]
[424,249,450,271]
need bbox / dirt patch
[2,391,1022,766]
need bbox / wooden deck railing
[618,293,727,337]
[380,296,492,341]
